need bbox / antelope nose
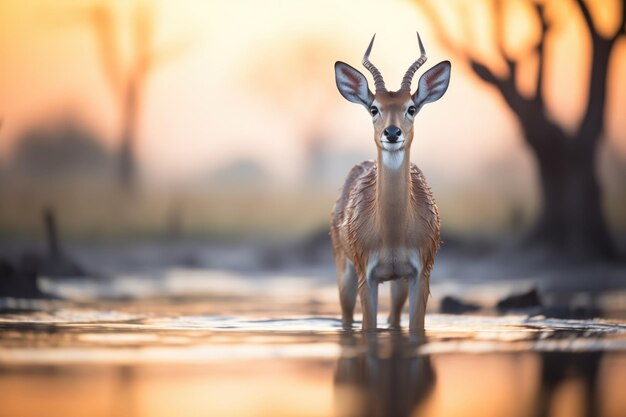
[383,126,402,143]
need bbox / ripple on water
[2,309,626,357]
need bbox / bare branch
[418,0,532,120]
[470,61,500,84]
[618,0,626,36]
[576,0,624,42]
[493,0,516,76]
[575,0,596,35]
[418,0,470,60]
[419,0,507,85]
[573,0,624,147]
[474,59,528,115]
[87,4,123,95]
[125,3,193,85]
[530,2,549,106]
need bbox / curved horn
[400,32,428,91]
[362,34,387,92]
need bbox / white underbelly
[366,249,420,283]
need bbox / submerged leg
[360,281,379,331]
[409,272,429,332]
[388,279,408,328]
[338,261,358,328]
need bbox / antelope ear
[335,61,374,108]
[412,61,451,109]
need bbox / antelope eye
[369,106,379,116]
[407,106,417,117]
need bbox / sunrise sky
[0,0,624,185]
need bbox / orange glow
[1,0,623,183]
[1,352,625,417]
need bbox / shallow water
[1,270,626,417]
[1,309,625,417]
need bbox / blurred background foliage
[0,0,624,257]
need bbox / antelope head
[334,33,451,153]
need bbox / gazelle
[331,33,450,331]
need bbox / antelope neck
[376,147,411,246]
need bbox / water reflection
[334,331,435,417]
[333,333,614,417]
[534,352,602,417]
[112,365,138,417]
[1,306,626,417]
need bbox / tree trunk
[118,78,139,192]
[119,135,136,190]
[527,133,615,260]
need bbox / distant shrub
[11,119,115,182]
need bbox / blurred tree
[79,1,189,192]
[418,0,625,259]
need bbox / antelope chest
[344,204,426,283]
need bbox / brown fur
[330,156,440,330]
[331,160,440,286]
